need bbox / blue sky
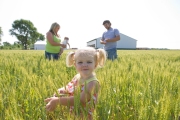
[0,0,180,49]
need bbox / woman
[45,22,66,60]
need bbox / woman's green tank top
[45,35,61,53]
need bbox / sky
[0,0,180,49]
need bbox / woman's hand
[44,97,59,111]
[60,44,66,48]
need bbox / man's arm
[106,35,120,42]
[100,40,106,44]
[106,29,120,42]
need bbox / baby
[58,37,70,56]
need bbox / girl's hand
[53,93,57,97]
[58,87,67,94]
[44,97,59,111]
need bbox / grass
[0,50,180,120]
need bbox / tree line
[0,19,45,50]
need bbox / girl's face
[74,55,96,78]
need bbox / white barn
[34,41,46,50]
[87,33,137,49]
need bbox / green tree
[0,27,3,44]
[39,34,45,41]
[3,42,11,49]
[13,41,21,49]
[9,19,44,49]
[3,42,11,46]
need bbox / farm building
[34,41,46,50]
[87,33,137,49]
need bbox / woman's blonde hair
[49,22,60,36]
[66,47,106,68]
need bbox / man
[100,20,120,60]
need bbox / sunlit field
[0,50,180,120]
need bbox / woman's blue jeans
[45,51,59,60]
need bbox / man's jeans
[106,48,117,60]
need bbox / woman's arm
[46,32,65,47]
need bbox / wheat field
[0,50,180,120]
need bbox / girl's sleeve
[57,87,67,94]
[57,83,71,94]
[57,74,78,94]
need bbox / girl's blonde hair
[49,22,60,36]
[66,47,106,68]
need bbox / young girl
[45,47,106,120]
